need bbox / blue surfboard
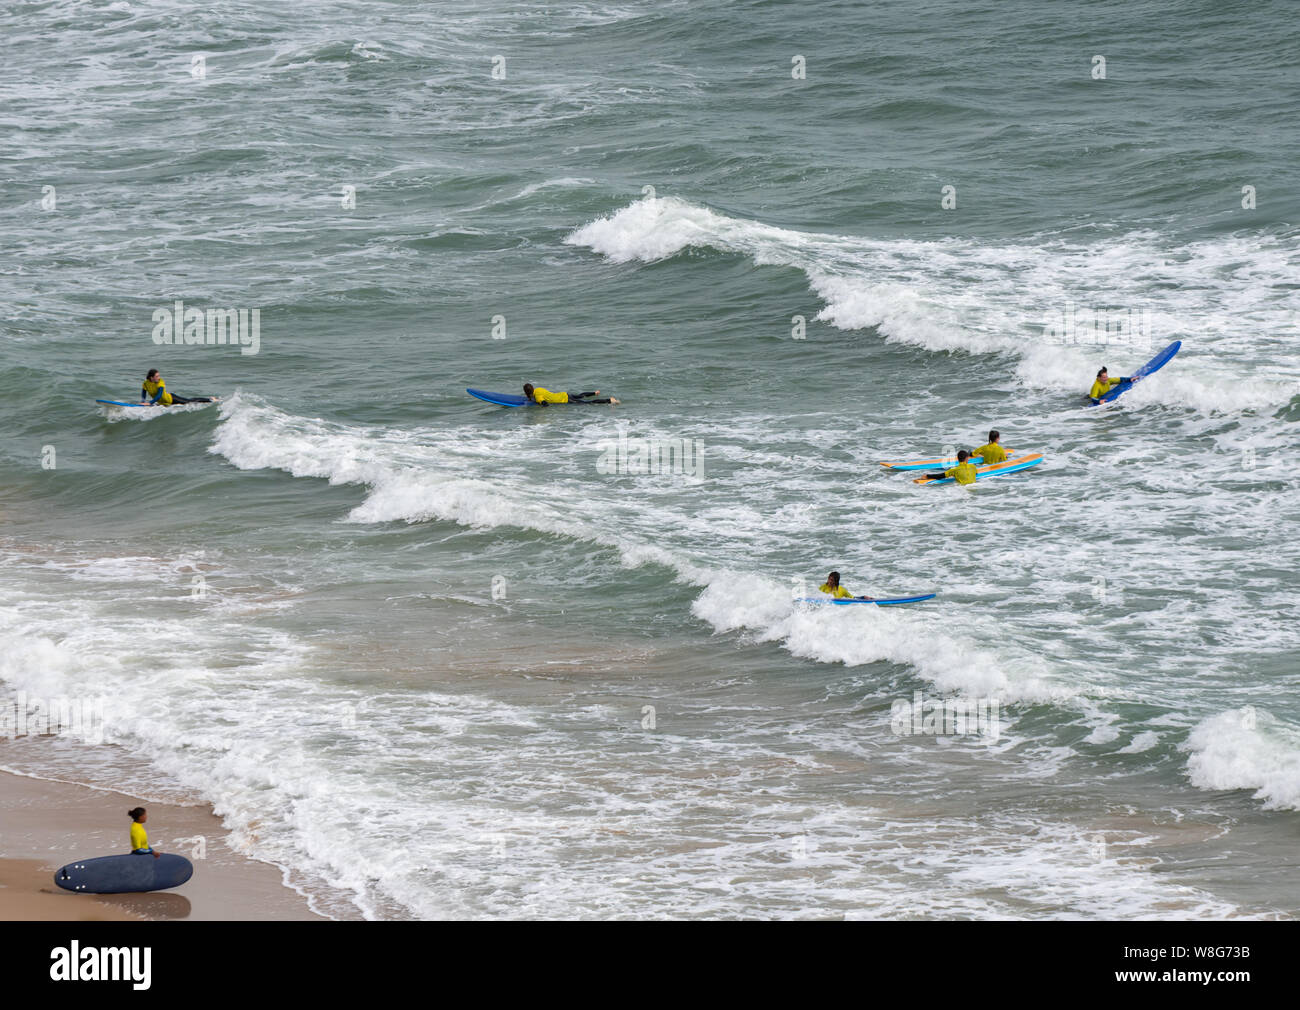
[54,853,194,894]
[1089,340,1181,404]
[796,593,936,606]
[467,388,531,407]
[95,399,216,408]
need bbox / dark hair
[145,369,159,381]
[128,807,146,821]
[957,449,970,461]
[1096,367,1108,378]
[522,383,534,400]
[827,571,840,583]
[988,430,999,442]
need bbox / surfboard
[912,453,1043,485]
[1089,340,1181,404]
[467,388,531,407]
[94,399,217,408]
[796,593,936,606]
[53,853,194,894]
[880,454,987,471]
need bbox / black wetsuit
[566,391,614,404]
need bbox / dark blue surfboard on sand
[467,388,531,407]
[54,853,194,894]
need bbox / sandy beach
[0,766,325,921]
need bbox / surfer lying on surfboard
[142,369,216,406]
[922,449,978,485]
[820,571,873,601]
[1088,366,1131,402]
[522,384,619,405]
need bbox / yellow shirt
[142,378,172,405]
[819,582,852,598]
[130,821,149,851]
[944,461,979,485]
[531,387,568,404]
[1089,377,1122,400]
[972,442,1009,465]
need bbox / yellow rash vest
[141,378,172,405]
[972,441,1009,465]
[944,461,979,485]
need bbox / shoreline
[0,765,327,921]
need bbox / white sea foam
[568,197,1300,413]
[1183,709,1300,811]
[97,401,214,423]
[199,389,1300,851]
[690,576,1073,705]
[0,469,1273,920]
[209,395,1083,707]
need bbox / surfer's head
[826,571,840,587]
[522,383,534,402]
[1096,367,1108,379]
[145,369,160,382]
[957,450,970,462]
[988,430,1000,443]
[128,807,147,823]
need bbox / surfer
[141,368,215,406]
[522,383,619,405]
[128,807,161,859]
[971,430,1012,465]
[1088,366,1129,402]
[923,449,978,485]
[819,571,873,601]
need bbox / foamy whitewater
[1,0,1297,918]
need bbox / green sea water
[1,0,1298,919]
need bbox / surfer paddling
[128,807,161,859]
[923,449,978,485]
[1088,366,1130,402]
[141,368,216,406]
[522,384,619,405]
[819,571,874,601]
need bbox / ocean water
[1,0,1298,919]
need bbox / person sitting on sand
[923,449,978,485]
[522,383,619,405]
[141,368,216,406]
[129,807,161,859]
[819,571,873,601]
[971,429,1012,465]
[1088,366,1129,402]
